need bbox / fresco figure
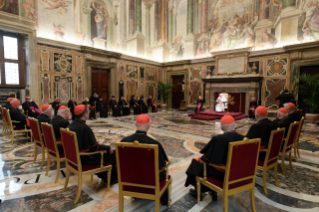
[91,0,108,39]
[303,2,319,41]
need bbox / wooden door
[91,68,110,109]
[172,75,184,109]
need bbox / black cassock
[9,108,28,129]
[121,131,169,205]
[51,101,61,117]
[147,98,157,112]
[90,96,99,118]
[118,99,130,116]
[82,100,96,119]
[138,98,148,114]
[96,101,108,118]
[68,119,117,183]
[287,112,302,124]
[275,92,295,108]
[36,113,51,134]
[130,99,141,115]
[22,101,40,118]
[108,100,119,117]
[67,100,77,120]
[49,116,69,153]
[194,100,204,113]
[185,131,244,192]
[248,101,257,118]
[246,118,276,160]
[273,117,290,138]
[2,103,12,110]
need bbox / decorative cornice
[0,11,37,30]
[211,47,252,57]
[80,46,122,58]
[203,76,263,83]
[249,47,286,57]
[283,41,319,52]
[37,37,81,51]
[163,60,192,66]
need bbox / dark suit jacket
[287,112,302,124]
[275,92,295,108]
[67,100,77,112]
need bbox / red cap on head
[256,106,268,116]
[136,114,150,124]
[58,105,68,111]
[11,100,20,106]
[6,97,14,102]
[287,102,295,110]
[41,104,51,112]
[74,104,86,115]
[220,115,235,124]
[278,107,288,114]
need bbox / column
[168,6,173,46]
[201,0,208,33]
[87,10,92,41]
[184,0,196,59]
[187,0,193,34]
[154,0,161,42]
[161,0,165,40]
[136,0,142,32]
[145,2,152,58]
[129,0,135,35]
[121,0,127,53]
[164,0,169,42]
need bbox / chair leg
[155,200,160,212]
[262,169,268,195]
[168,183,172,208]
[119,193,124,212]
[107,169,111,190]
[63,169,70,192]
[45,154,50,176]
[289,152,293,170]
[274,164,279,187]
[55,160,60,183]
[91,174,93,181]
[223,195,229,212]
[40,149,45,169]
[33,146,38,164]
[11,131,14,144]
[197,180,201,205]
[281,154,286,176]
[297,142,301,158]
[294,144,298,162]
[130,197,134,203]
[74,175,82,204]
[250,188,256,212]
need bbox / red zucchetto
[58,105,68,111]
[41,104,51,112]
[284,102,295,110]
[256,106,268,116]
[136,114,150,124]
[6,97,14,102]
[74,104,86,116]
[11,100,20,106]
[278,107,288,114]
[220,115,235,124]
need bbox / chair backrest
[41,123,59,157]
[60,128,82,171]
[285,122,300,149]
[29,118,44,146]
[4,109,13,128]
[115,141,159,190]
[264,128,285,166]
[295,109,302,116]
[3,108,9,124]
[296,117,304,141]
[0,106,3,120]
[224,138,260,190]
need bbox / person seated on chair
[3,97,14,110]
[49,106,70,152]
[108,96,119,117]
[96,97,108,118]
[9,99,30,129]
[36,104,53,134]
[68,104,118,184]
[138,96,148,114]
[22,96,41,118]
[52,97,62,117]
[147,95,157,112]
[185,115,244,201]
[130,95,141,115]
[273,107,290,138]
[118,96,130,116]
[248,97,258,118]
[121,114,169,205]
[284,102,302,124]
[246,106,276,160]
[83,97,96,119]
[67,97,77,120]
[195,96,204,113]
[89,93,99,119]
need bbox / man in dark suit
[246,106,276,160]
[67,97,77,120]
[284,102,302,124]
[275,89,295,108]
[52,97,62,117]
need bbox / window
[0,32,25,87]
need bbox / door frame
[86,60,116,99]
[167,70,188,109]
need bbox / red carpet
[189,111,248,121]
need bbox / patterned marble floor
[0,110,318,212]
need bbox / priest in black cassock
[185,115,244,201]
[3,97,14,110]
[246,106,276,160]
[147,95,157,112]
[36,104,53,134]
[52,97,61,117]
[121,114,169,205]
[138,96,148,114]
[118,96,130,116]
[22,96,40,118]
[68,104,117,184]
[49,106,70,153]
[275,89,295,108]
[83,97,95,119]
[67,97,77,120]
[273,107,290,138]
[194,96,204,113]
[130,95,141,115]
[96,97,108,118]
[108,96,119,117]
[248,97,258,118]
[9,99,30,129]
[284,102,302,124]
